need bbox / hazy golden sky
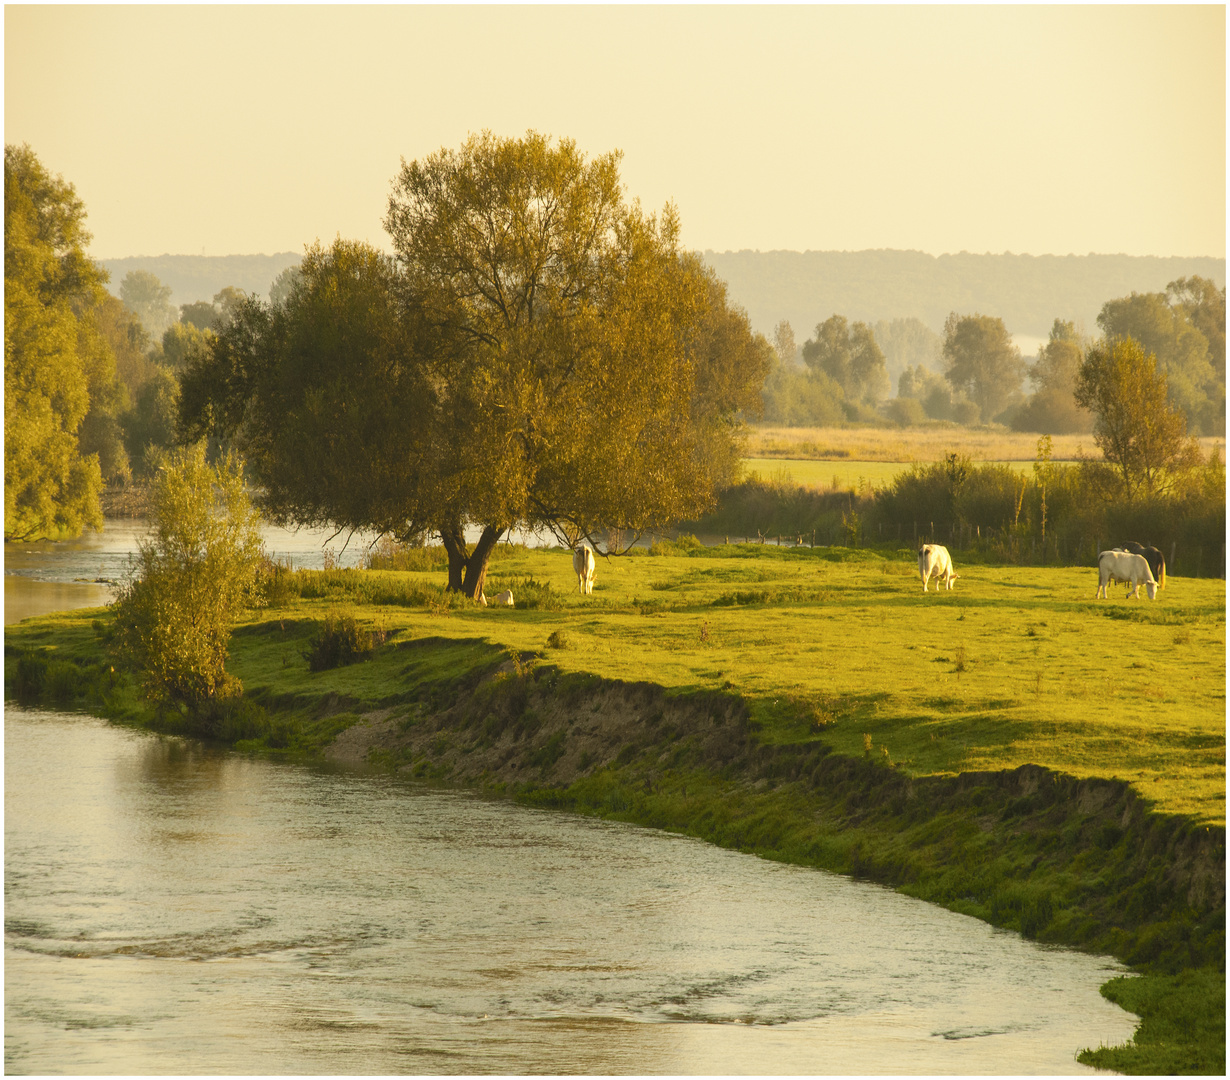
[6,5,1225,259]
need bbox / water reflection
[6,708,1134,1074]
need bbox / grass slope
[6,542,1225,1073]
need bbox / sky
[5,5,1225,261]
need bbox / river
[4,707,1136,1075]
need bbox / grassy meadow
[298,544,1224,823]
[22,541,1221,825]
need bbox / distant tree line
[703,248,1224,344]
[761,278,1225,438]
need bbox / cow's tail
[1160,561,1166,589]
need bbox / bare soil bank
[307,648,1223,978]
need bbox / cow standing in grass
[1097,550,1157,600]
[918,544,958,591]
[1117,541,1166,589]
[573,545,596,595]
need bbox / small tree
[111,445,264,707]
[1074,336,1202,500]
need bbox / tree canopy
[1010,319,1093,435]
[941,312,1025,423]
[181,132,768,597]
[1074,335,1201,500]
[1097,278,1225,436]
[120,269,178,339]
[802,315,888,405]
[4,143,108,540]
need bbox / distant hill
[97,249,1227,346]
[701,250,1226,342]
[98,253,303,306]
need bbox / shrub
[110,446,264,707]
[45,660,79,704]
[507,575,561,611]
[13,652,48,702]
[256,557,300,607]
[649,533,708,556]
[304,612,378,671]
[884,397,927,427]
[546,629,572,649]
[365,538,450,572]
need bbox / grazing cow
[573,545,596,595]
[1116,541,1166,589]
[1097,550,1157,600]
[918,544,958,591]
[492,589,514,607]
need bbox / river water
[3,519,380,626]
[4,707,1135,1075]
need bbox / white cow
[573,545,596,595]
[918,544,958,592]
[1096,551,1157,600]
[492,589,515,607]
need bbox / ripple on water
[5,708,1136,1074]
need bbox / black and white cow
[1116,541,1166,589]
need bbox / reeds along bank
[686,455,1227,576]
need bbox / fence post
[1170,541,1177,575]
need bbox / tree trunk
[439,523,468,593]
[461,525,504,599]
[439,522,505,599]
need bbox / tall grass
[744,424,1225,464]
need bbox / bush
[256,557,300,607]
[505,575,561,611]
[110,446,264,706]
[304,612,378,671]
[365,538,450,572]
[884,397,927,427]
[649,533,707,557]
[45,660,79,705]
[13,652,48,702]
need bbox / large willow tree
[181,132,769,598]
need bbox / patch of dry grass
[744,425,1226,464]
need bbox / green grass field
[14,544,1223,823]
[163,544,1225,825]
